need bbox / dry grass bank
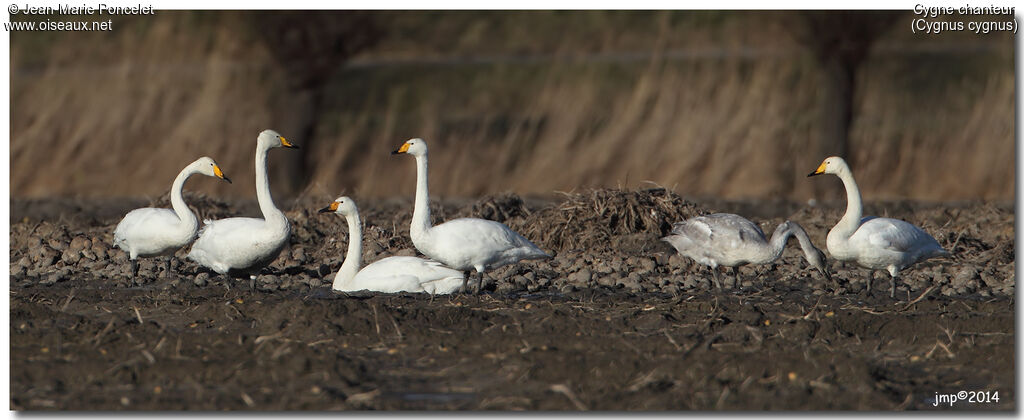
[10,11,1014,202]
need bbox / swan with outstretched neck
[662,213,831,289]
[319,196,465,294]
[392,138,551,293]
[114,156,231,277]
[187,129,299,278]
[808,156,948,298]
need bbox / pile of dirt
[517,188,707,253]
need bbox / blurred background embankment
[10,10,1014,203]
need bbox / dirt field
[9,190,1015,410]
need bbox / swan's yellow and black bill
[318,202,340,213]
[807,161,827,177]
[280,136,299,149]
[213,165,232,183]
[392,142,411,155]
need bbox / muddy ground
[9,189,1015,410]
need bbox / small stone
[318,264,332,277]
[597,274,618,288]
[668,254,687,267]
[628,271,643,283]
[291,248,307,264]
[638,258,657,272]
[393,248,417,257]
[91,240,111,257]
[496,281,516,294]
[68,236,92,253]
[682,276,699,289]
[194,272,210,287]
[47,239,67,252]
[11,263,26,277]
[654,253,670,266]
[570,269,592,286]
[952,266,978,288]
[257,275,279,292]
[41,271,64,285]
[61,250,81,265]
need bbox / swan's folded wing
[863,218,935,253]
[433,218,546,256]
[668,219,714,241]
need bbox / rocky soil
[9,189,1015,410]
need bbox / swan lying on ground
[662,213,831,289]
[808,156,948,298]
[319,196,464,294]
[392,138,550,293]
[114,156,231,278]
[187,129,299,279]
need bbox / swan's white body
[809,156,948,297]
[320,197,464,294]
[113,156,230,276]
[187,130,298,277]
[393,138,550,292]
[662,213,830,289]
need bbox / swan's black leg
[130,259,139,278]
[461,271,471,294]
[475,272,485,295]
[164,258,172,279]
[890,276,896,299]
[711,267,723,290]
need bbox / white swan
[392,138,551,293]
[662,213,831,289]
[113,156,232,277]
[187,129,298,278]
[808,156,949,297]
[319,196,465,294]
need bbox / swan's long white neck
[333,210,362,289]
[833,165,863,239]
[169,165,198,231]
[255,145,286,225]
[410,153,433,240]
